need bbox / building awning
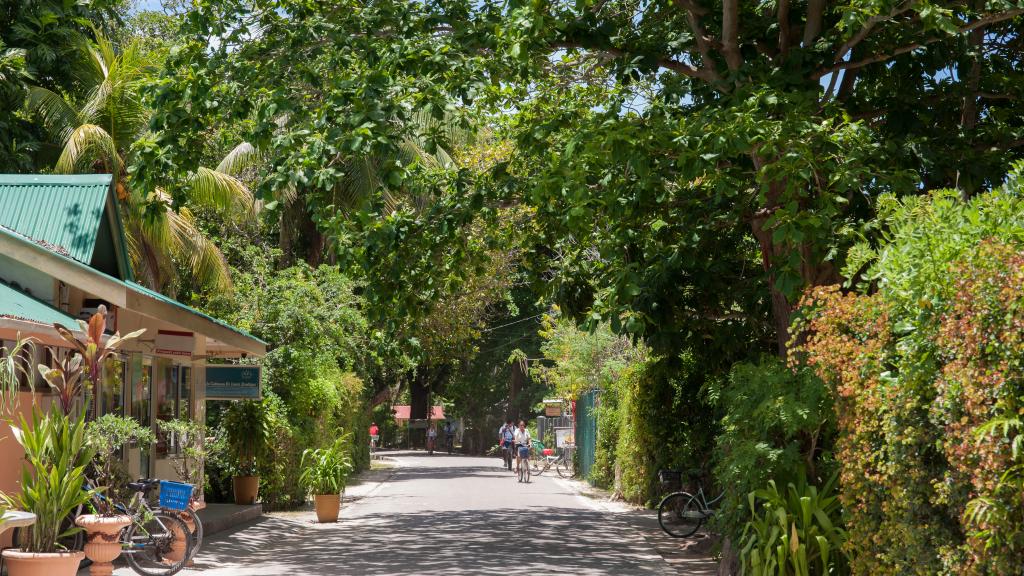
[0,222,266,357]
[0,283,81,330]
[392,405,446,421]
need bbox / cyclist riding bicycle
[443,421,455,453]
[513,420,531,476]
[499,420,515,471]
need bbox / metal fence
[536,415,572,448]
[575,389,598,481]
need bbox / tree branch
[815,7,1024,79]
[831,0,916,66]
[802,0,825,46]
[678,0,722,83]
[721,0,742,71]
[552,41,722,86]
[778,0,791,57]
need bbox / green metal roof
[0,282,81,328]
[125,281,267,346]
[0,174,112,265]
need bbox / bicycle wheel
[531,457,544,476]
[658,492,704,538]
[523,459,531,483]
[180,507,203,561]
[125,511,192,576]
[556,456,574,478]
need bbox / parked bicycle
[10,478,195,576]
[529,441,574,478]
[657,469,722,538]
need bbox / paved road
[94,451,716,575]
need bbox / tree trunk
[750,156,839,357]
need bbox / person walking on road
[499,420,515,471]
[427,425,438,454]
[369,422,380,451]
[514,420,531,476]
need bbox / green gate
[575,389,598,481]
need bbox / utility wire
[480,312,544,333]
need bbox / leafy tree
[0,0,122,170]
[28,32,255,293]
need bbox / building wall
[0,253,55,305]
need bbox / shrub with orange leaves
[792,181,1024,575]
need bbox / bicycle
[8,478,196,575]
[516,444,531,483]
[529,441,574,478]
[657,469,722,538]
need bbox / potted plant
[78,414,154,575]
[158,419,213,561]
[299,435,354,523]
[1,405,98,576]
[222,399,271,505]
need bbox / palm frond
[55,123,121,175]
[188,167,256,219]
[26,86,81,143]
[216,142,262,176]
[167,206,232,292]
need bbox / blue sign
[205,366,261,399]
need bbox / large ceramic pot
[76,515,131,576]
[1,550,86,576]
[232,475,260,505]
[313,494,341,523]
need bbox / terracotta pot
[76,514,131,576]
[1,549,85,576]
[165,521,188,563]
[232,475,260,505]
[313,494,341,523]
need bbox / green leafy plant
[157,419,212,488]
[222,398,272,476]
[1,405,98,553]
[739,474,847,576]
[87,414,155,515]
[299,434,354,496]
[0,334,35,417]
[964,416,1024,562]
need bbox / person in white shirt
[513,420,531,475]
[426,426,438,454]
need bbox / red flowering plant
[37,305,145,416]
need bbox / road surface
[94,451,717,575]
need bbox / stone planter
[232,475,260,505]
[1,549,85,576]
[313,494,341,523]
[76,514,131,576]
[164,521,189,563]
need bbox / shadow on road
[200,506,668,575]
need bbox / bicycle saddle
[128,478,159,492]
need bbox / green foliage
[739,475,848,576]
[796,176,1024,574]
[157,418,212,488]
[712,358,836,543]
[0,335,35,417]
[221,398,273,475]
[299,435,354,496]
[1,405,97,553]
[87,414,154,515]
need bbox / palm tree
[27,33,253,294]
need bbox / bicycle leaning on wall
[656,469,723,538]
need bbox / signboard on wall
[205,366,261,400]
[155,330,194,357]
[543,398,563,417]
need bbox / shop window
[154,359,191,457]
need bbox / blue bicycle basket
[159,481,193,511]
